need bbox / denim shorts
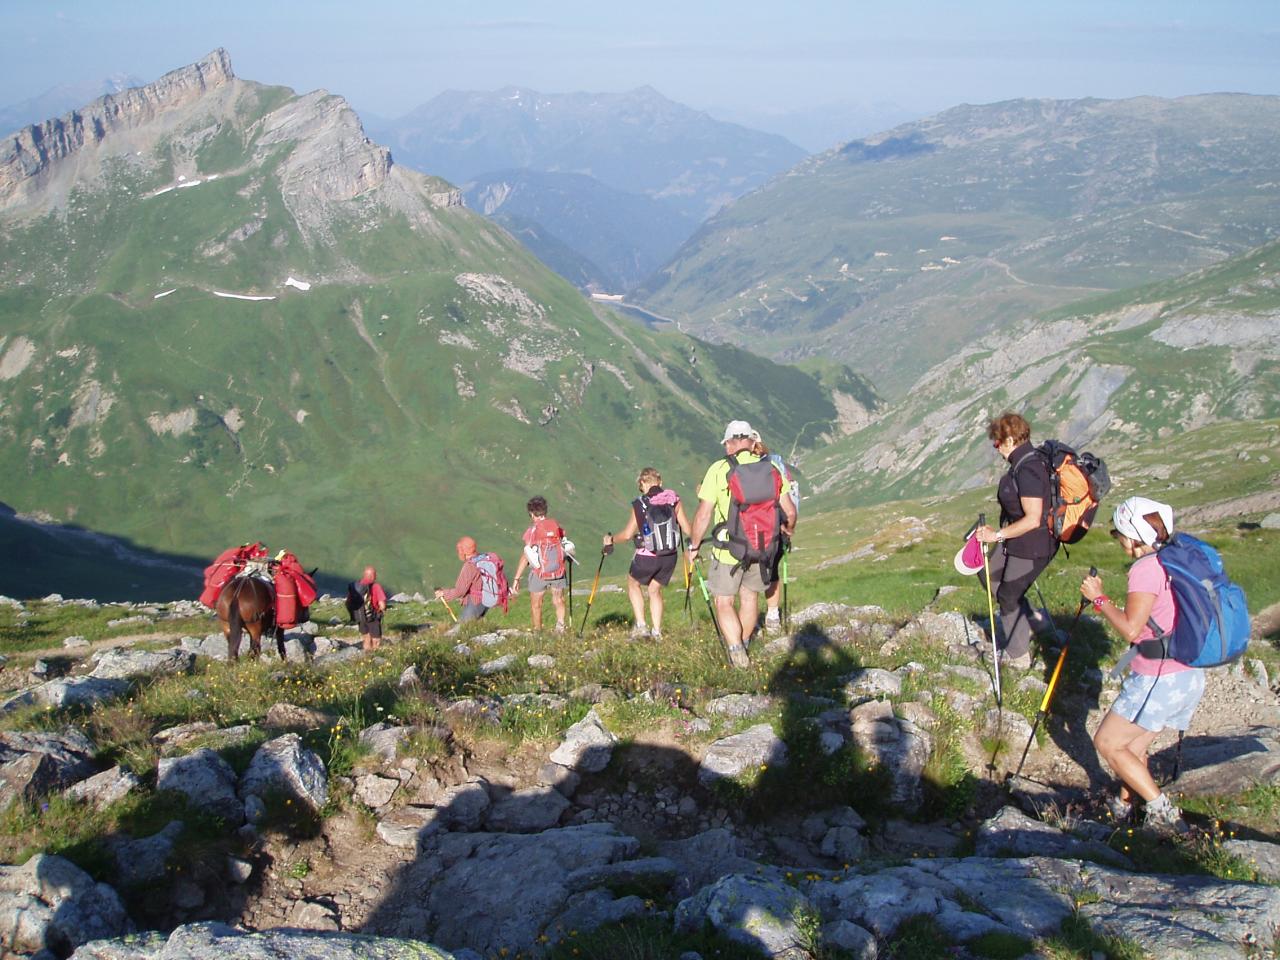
[1111,668,1205,732]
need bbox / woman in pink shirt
[1081,496,1204,834]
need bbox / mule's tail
[227,596,244,660]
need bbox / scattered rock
[62,635,90,649]
[398,665,421,688]
[676,874,812,958]
[536,762,581,797]
[434,779,492,831]
[69,922,455,959]
[975,807,1131,868]
[89,647,195,681]
[110,820,184,886]
[66,766,140,808]
[239,734,328,811]
[354,774,399,809]
[21,676,132,711]
[157,749,243,825]
[358,723,417,761]
[265,702,333,730]
[1223,838,1280,882]
[225,857,254,884]
[527,654,556,669]
[479,654,517,675]
[1167,726,1280,797]
[0,729,97,806]
[704,694,775,719]
[485,786,570,832]
[698,724,788,786]
[376,805,444,849]
[849,701,932,812]
[394,824,640,957]
[843,667,901,702]
[0,853,132,955]
[548,709,617,773]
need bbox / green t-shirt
[696,453,791,564]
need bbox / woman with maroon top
[974,412,1058,668]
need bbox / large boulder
[239,734,328,811]
[484,786,570,833]
[0,729,97,807]
[548,709,617,773]
[19,677,132,711]
[975,807,1130,868]
[1166,726,1280,797]
[89,647,195,681]
[66,766,140,809]
[705,694,775,719]
[156,749,243,825]
[675,874,813,958]
[698,724,788,786]
[0,853,132,955]
[369,823,642,956]
[110,821,184,886]
[848,700,932,812]
[70,921,457,959]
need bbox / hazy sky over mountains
[2,0,1278,149]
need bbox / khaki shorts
[706,557,766,597]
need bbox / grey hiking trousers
[977,545,1054,657]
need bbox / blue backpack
[1144,533,1250,668]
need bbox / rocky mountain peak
[0,48,235,208]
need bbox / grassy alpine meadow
[0,425,1276,957]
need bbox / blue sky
[2,1,1278,148]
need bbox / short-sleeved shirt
[697,453,792,565]
[1128,552,1193,676]
[998,442,1057,559]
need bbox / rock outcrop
[1,50,235,208]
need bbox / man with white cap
[1080,495,1202,834]
[689,420,796,667]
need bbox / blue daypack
[1144,533,1250,668]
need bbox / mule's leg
[274,625,287,661]
[226,605,244,661]
[248,622,262,660]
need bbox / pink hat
[953,535,985,576]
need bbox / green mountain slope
[0,51,852,596]
[636,94,1280,396]
[801,240,1280,511]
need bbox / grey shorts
[1111,668,1205,732]
[528,571,567,593]
[706,557,766,597]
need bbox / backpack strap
[633,497,648,537]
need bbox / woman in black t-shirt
[974,412,1059,667]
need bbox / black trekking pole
[781,539,792,633]
[576,537,611,638]
[1009,566,1096,784]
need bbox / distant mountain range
[463,170,699,292]
[0,51,860,596]
[0,74,145,138]
[368,86,807,292]
[635,94,1280,395]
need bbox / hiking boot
[650,628,662,641]
[1103,794,1133,824]
[764,613,783,635]
[727,643,751,669]
[630,625,651,641]
[1143,796,1189,836]
[554,622,565,636]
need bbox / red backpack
[529,518,567,580]
[713,455,784,585]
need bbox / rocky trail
[0,596,1277,960]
